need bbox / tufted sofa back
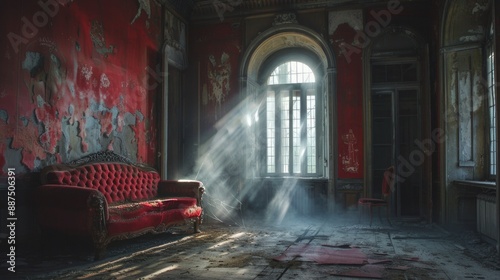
[44,163,160,204]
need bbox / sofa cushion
[45,163,160,204]
[108,198,198,220]
[107,198,202,236]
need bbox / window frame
[486,24,496,179]
[260,62,322,178]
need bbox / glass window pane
[265,61,318,176]
[268,61,316,85]
[267,91,276,173]
[292,93,301,173]
[487,44,496,175]
[307,91,316,173]
[281,92,290,173]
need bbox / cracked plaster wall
[442,0,490,226]
[0,0,162,176]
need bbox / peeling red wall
[332,23,364,179]
[0,0,161,174]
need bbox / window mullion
[301,87,307,174]
[288,90,293,174]
[276,89,282,174]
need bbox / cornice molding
[190,0,431,21]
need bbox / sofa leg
[194,218,201,233]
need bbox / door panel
[371,88,422,217]
[397,89,421,216]
[371,92,394,198]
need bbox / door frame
[363,26,431,220]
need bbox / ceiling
[165,0,429,21]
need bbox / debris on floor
[3,215,499,280]
[330,264,384,279]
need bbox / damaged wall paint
[330,20,364,179]
[0,0,162,175]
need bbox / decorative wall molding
[328,10,362,35]
[272,13,298,26]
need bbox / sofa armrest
[36,184,108,237]
[157,180,205,204]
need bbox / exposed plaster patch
[22,52,44,77]
[111,106,119,130]
[68,83,75,97]
[36,95,45,108]
[49,54,65,85]
[131,0,151,25]
[61,118,85,162]
[472,2,488,14]
[94,101,105,112]
[61,117,72,157]
[123,112,136,126]
[3,145,28,174]
[84,115,102,153]
[99,111,114,137]
[0,110,8,122]
[459,26,484,42]
[34,158,43,170]
[81,65,93,81]
[136,110,144,122]
[90,20,114,56]
[328,10,362,35]
[20,117,29,127]
[100,73,110,88]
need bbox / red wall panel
[332,23,364,179]
[190,22,242,139]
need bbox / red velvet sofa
[35,151,204,259]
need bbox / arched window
[264,61,319,176]
[268,61,316,85]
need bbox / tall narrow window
[487,28,496,176]
[264,61,318,176]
